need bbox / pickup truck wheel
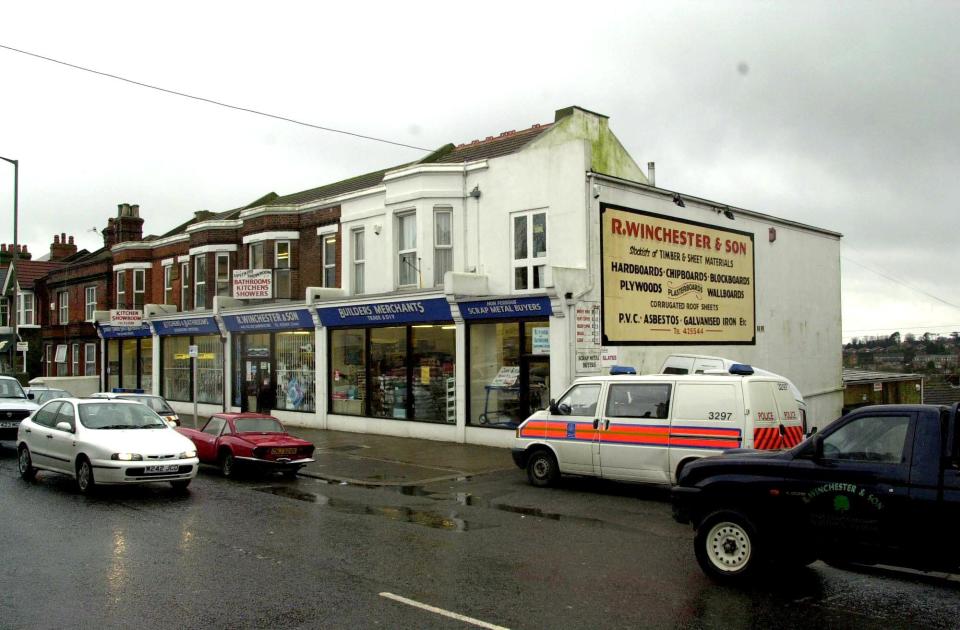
[18,445,36,481]
[695,510,761,582]
[221,452,236,478]
[526,449,559,487]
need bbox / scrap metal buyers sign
[110,309,143,326]
[601,204,755,345]
[233,269,272,299]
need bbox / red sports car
[177,413,315,479]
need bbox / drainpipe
[565,172,601,385]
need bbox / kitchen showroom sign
[110,309,143,326]
[233,269,273,299]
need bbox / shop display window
[275,331,315,412]
[328,324,456,424]
[196,335,224,404]
[163,336,191,401]
[330,328,365,415]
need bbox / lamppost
[0,156,18,373]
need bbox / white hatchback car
[17,398,199,493]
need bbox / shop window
[164,265,173,304]
[433,208,452,287]
[275,331,315,412]
[352,229,365,294]
[195,256,207,310]
[397,212,418,287]
[196,335,223,404]
[162,336,191,401]
[58,290,69,325]
[322,236,336,288]
[512,210,548,292]
[122,339,138,389]
[85,286,96,321]
[84,342,97,376]
[180,262,190,310]
[275,241,291,299]
[18,291,34,326]
[133,269,145,308]
[411,325,456,423]
[216,253,231,297]
[369,326,407,419]
[116,271,126,308]
[330,329,366,415]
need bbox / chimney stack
[50,233,78,261]
[103,202,145,248]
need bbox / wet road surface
[1,441,958,629]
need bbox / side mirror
[548,399,559,414]
[27,393,34,400]
[807,426,818,437]
[812,434,824,459]
[558,403,572,416]
[166,420,178,428]
[55,421,73,433]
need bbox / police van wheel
[694,510,761,582]
[526,450,559,487]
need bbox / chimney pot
[647,161,656,187]
[54,235,60,244]
[68,236,73,244]
[1,244,6,252]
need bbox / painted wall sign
[154,316,220,336]
[458,296,552,320]
[233,268,273,299]
[223,309,314,333]
[318,298,452,327]
[99,323,152,339]
[110,309,143,326]
[600,203,755,345]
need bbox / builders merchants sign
[233,269,273,299]
[600,203,755,345]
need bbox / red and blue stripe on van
[519,421,742,450]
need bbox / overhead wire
[0,42,432,152]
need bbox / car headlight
[111,453,143,461]
[179,449,197,459]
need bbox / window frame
[58,290,69,324]
[396,211,418,288]
[84,342,97,376]
[322,236,336,288]
[180,261,190,310]
[352,228,365,294]
[194,255,207,310]
[511,209,548,293]
[84,286,96,321]
[72,343,79,376]
[133,268,145,309]
[116,270,126,308]
[216,252,231,297]
[18,291,34,326]
[249,242,264,270]
[275,241,291,298]
[163,264,173,304]
[433,207,452,287]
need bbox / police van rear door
[668,380,744,479]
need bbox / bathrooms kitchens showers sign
[600,203,755,345]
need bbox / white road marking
[379,592,511,630]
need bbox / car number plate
[271,447,297,455]
[0,421,19,428]
[144,464,180,473]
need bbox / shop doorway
[520,356,550,417]
[240,334,273,412]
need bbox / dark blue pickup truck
[673,403,960,582]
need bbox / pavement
[281,426,517,487]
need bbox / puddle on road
[255,486,492,531]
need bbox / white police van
[511,364,804,487]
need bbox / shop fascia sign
[99,323,152,339]
[233,269,273,299]
[458,296,553,320]
[110,309,143,326]
[318,297,452,327]
[154,316,220,336]
[222,308,314,332]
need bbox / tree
[890,331,901,345]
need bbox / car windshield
[0,379,26,399]
[36,390,70,404]
[234,417,285,433]
[119,395,174,414]
[78,402,169,430]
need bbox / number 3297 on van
[511,365,805,488]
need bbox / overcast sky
[1,1,958,343]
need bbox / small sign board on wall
[110,309,143,326]
[233,269,273,299]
